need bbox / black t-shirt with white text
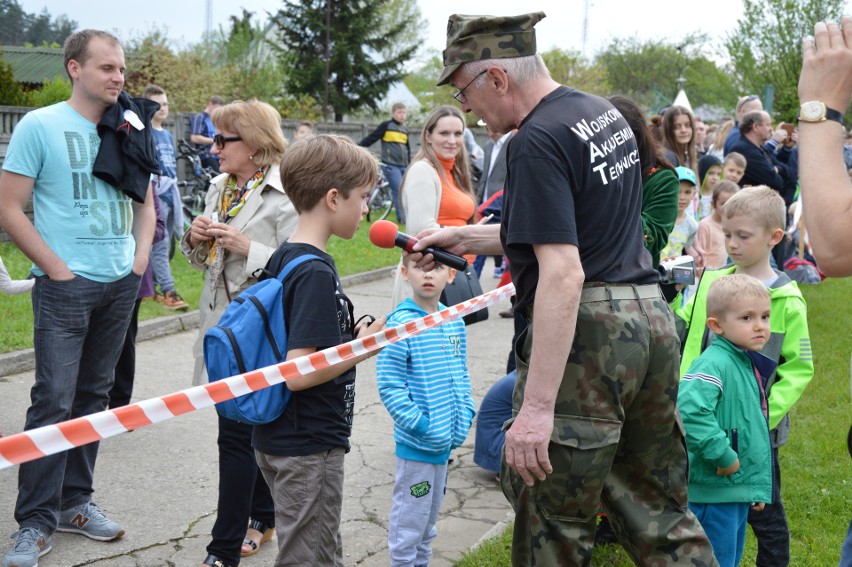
[500,86,659,311]
[251,242,356,457]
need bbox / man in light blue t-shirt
[0,29,156,567]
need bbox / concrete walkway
[0,268,515,566]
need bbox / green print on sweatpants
[409,481,431,498]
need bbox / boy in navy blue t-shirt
[252,135,386,566]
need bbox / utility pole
[205,0,213,40]
[582,0,590,57]
[324,0,331,122]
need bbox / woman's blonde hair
[712,120,734,154]
[211,99,288,167]
[405,105,474,200]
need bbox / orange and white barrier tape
[0,283,516,470]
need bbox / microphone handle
[423,246,468,271]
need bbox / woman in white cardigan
[180,100,297,567]
[393,105,477,304]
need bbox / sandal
[241,519,275,557]
[202,554,234,567]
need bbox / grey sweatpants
[388,457,448,567]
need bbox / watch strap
[824,107,845,125]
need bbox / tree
[23,75,71,107]
[376,0,426,64]
[49,15,76,45]
[25,9,53,46]
[0,55,27,106]
[725,0,844,122]
[0,0,76,47]
[273,0,418,122]
[541,48,609,97]
[597,35,736,114]
[124,31,222,112]
[0,0,28,45]
[205,9,287,105]
[402,51,457,120]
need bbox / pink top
[692,216,728,272]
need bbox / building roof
[0,46,65,85]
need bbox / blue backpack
[203,254,321,424]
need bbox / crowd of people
[0,10,850,567]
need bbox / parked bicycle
[171,139,216,257]
[366,163,394,222]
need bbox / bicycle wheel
[370,181,394,222]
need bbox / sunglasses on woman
[213,133,242,149]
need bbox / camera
[659,256,696,286]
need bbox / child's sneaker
[162,291,188,311]
[492,267,502,278]
[57,501,125,541]
[2,527,52,567]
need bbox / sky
[18,0,746,59]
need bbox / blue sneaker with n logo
[57,502,125,541]
[2,527,52,567]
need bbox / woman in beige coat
[180,99,297,567]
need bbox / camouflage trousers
[501,284,718,567]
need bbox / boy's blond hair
[723,152,747,169]
[279,134,377,213]
[712,180,739,203]
[722,185,786,232]
[706,273,770,319]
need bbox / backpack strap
[275,254,322,283]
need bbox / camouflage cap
[436,12,546,86]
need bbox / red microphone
[369,220,468,271]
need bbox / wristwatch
[798,101,844,125]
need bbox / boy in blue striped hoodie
[377,256,476,566]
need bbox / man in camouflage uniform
[411,12,718,566]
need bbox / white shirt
[487,132,513,178]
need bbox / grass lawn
[0,213,401,354]
[458,276,852,566]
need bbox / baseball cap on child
[676,166,697,186]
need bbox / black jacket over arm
[92,91,161,203]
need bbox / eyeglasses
[452,69,489,104]
[213,134,242,149]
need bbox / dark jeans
[207,415,275,565]
[748,445,789,566]
[841,518,852,567]
[472,255,503,278]
[109,299,142,409]
[16,272,140,532]
[382,163,406,224]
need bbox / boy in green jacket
[678,273,775,567]
[674,185,814,565]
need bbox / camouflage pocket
[663,416,690,508]
[533,415,622,523]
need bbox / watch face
[801,101,826,121]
